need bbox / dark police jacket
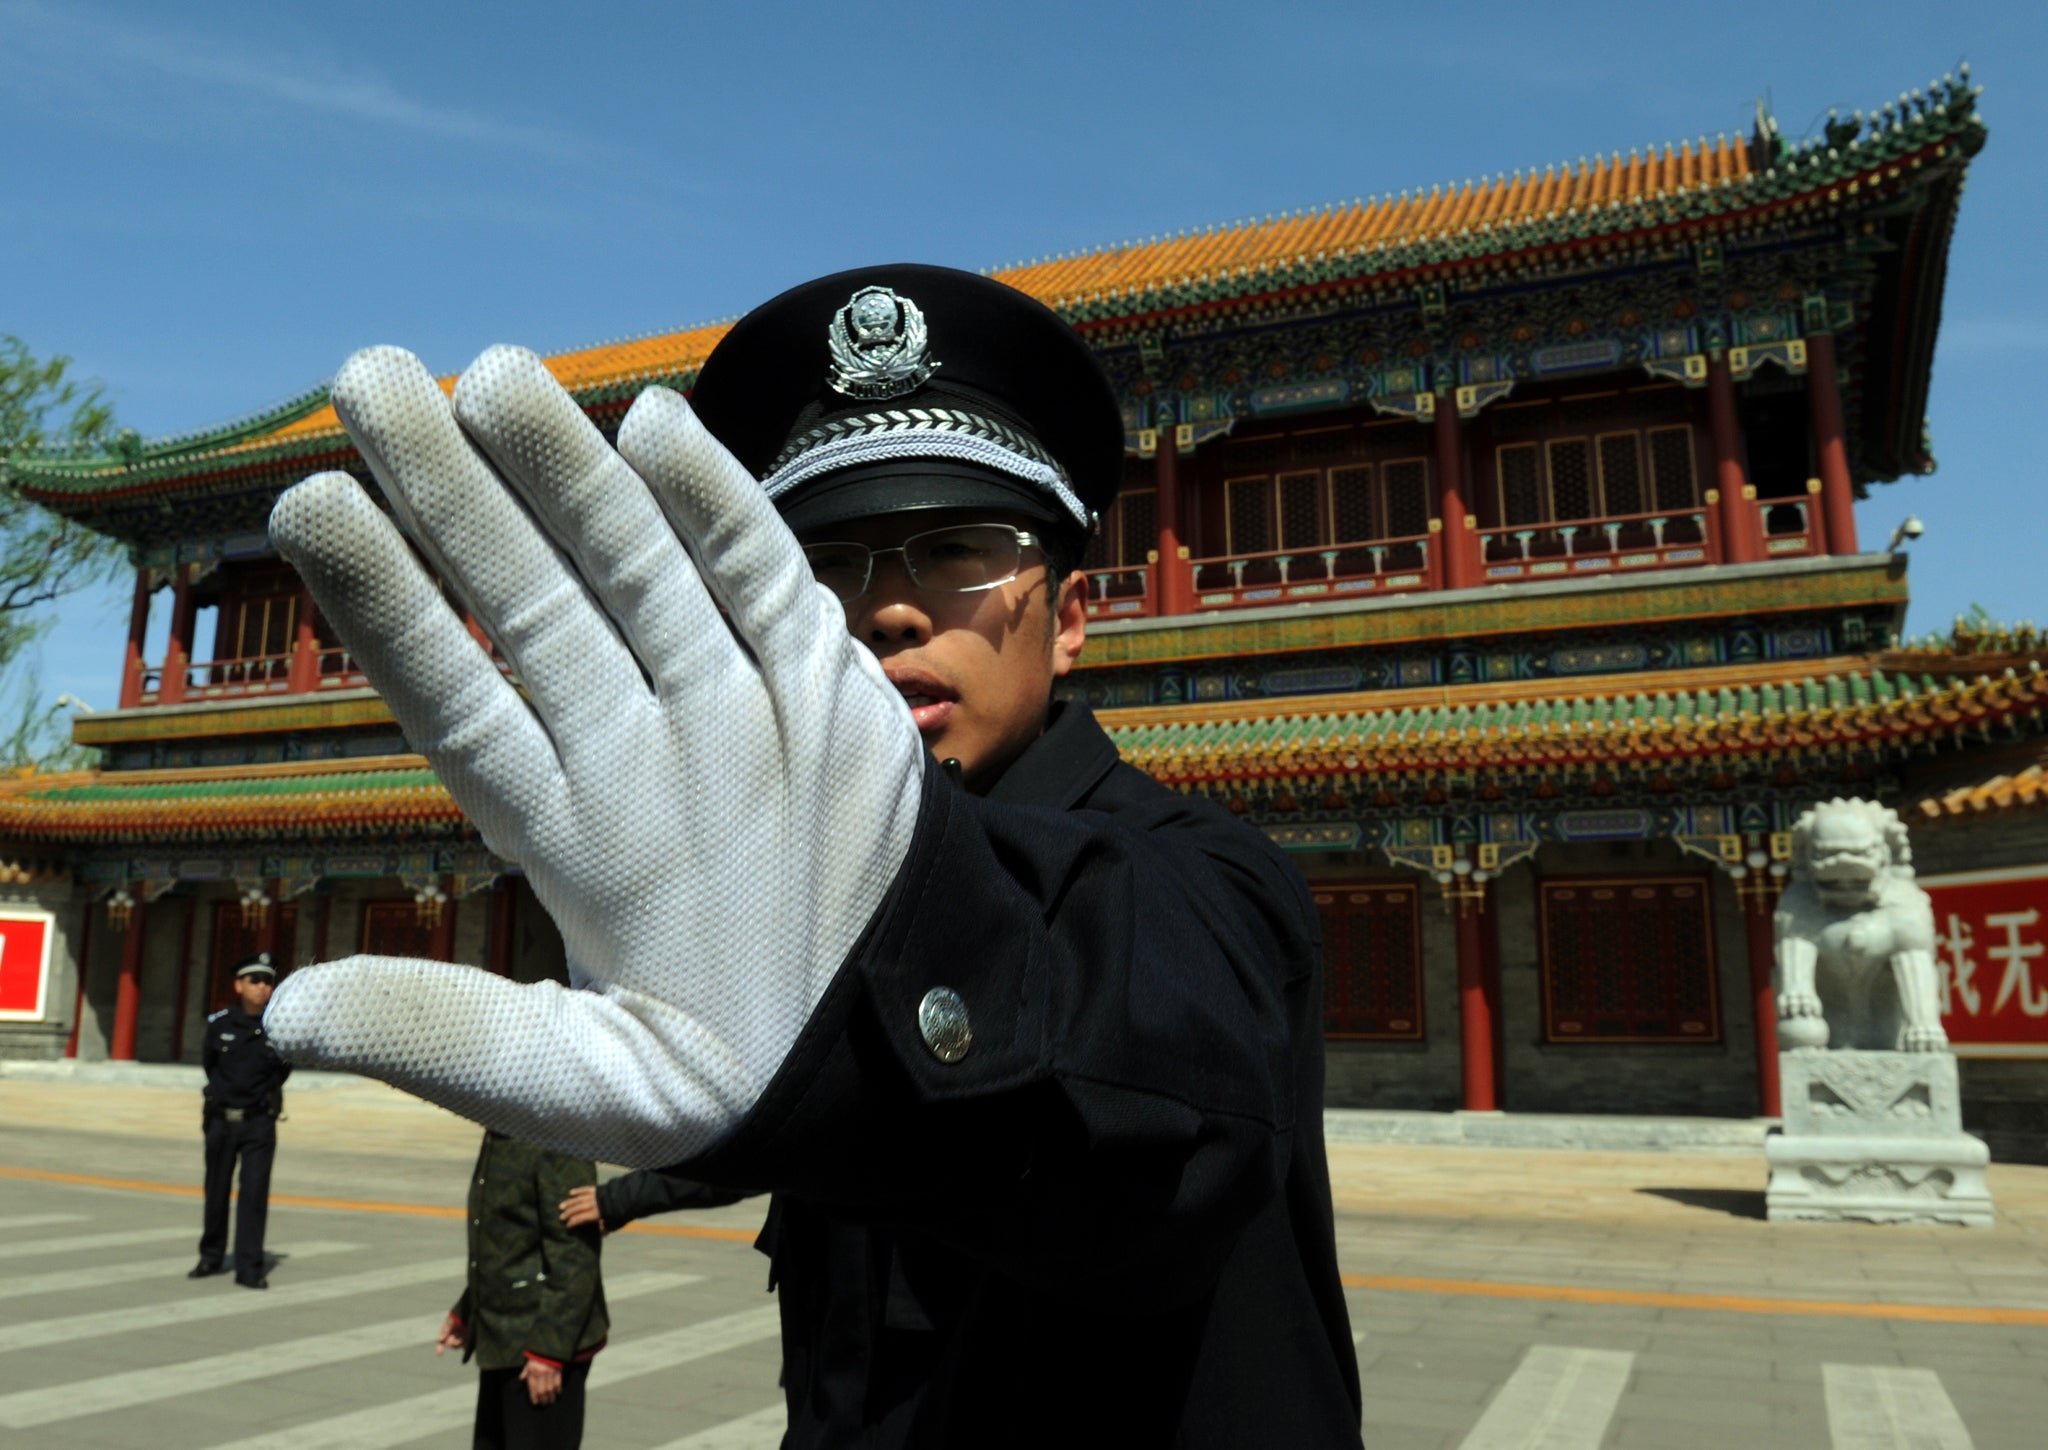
[454,1132,609,1372]
[681,703,1362,1447]
[201,1005,291,1113]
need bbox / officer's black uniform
[193,955,291,1287]
[671,267,1365,1447]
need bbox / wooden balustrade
[1187,534,1433,612]
[1082,562,1153,620]
[1477,506,1713,581]
[1755,496,1822,557]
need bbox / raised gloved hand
[263,346,924,1167]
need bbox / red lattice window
[1546,438,1594,521]
[1597,432,1645,516]
[1225,476,1274,554]
[361,900,447,961]
[1381,459,1431,537]
[1497,444,1543,525]
[1084,487,1159,571]
[1278,472,1323,549]
[1539,877,1721,1044]
[1648,425,1699,509]
[209,901,300,1012]
[1315,883,1425,1041]
[1329,465,1376,542]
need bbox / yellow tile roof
[1913,765,2048,824]
[163,138,1762,460]
[999,137,1750,308]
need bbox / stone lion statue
[1774,797,1947,1053]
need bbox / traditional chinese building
[5,69,2041,1152]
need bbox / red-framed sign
[1924,865,2048,1057]
[0,909,58,1022]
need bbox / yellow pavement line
[0,1164,758,1243]
[1339,1272,2048,1327]
[8,1164,2034,1318]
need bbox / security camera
[1887,516,1925,552]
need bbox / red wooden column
[119,570,152,709]
[64,902,96,1058]
[488,882,518,977]
[1705,355,1759,564]
[429,877,458,962]
[1804,330,1859,555]
[1434,401,1480,590]
[1745,897,1783,1117]
[1455,887,1498,1111]
[109,897,148,1062]
[159,568,197,706]
[254,883,281,963]
[1152,440,1194,616]
[169,897,198,1062]
[288,585,320,694]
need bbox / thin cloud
[0,0,591,162]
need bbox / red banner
[0,911,55,1022]
[1924,866,2048,1055]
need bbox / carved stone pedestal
[1765,1051,1994,1228]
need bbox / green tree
[0,335,126,767]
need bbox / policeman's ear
[1050,570,1087,677]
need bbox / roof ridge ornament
[826,285,939,400]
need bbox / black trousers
[474,1361,590,1450]
[197,1113,275,1277]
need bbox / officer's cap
[233,953,276,982]
[689,264,1123,544]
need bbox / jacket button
[918,987,972,1063]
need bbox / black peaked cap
[687,264,1124,539]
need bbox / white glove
[263,345,924,1167]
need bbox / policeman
[191,952,290,1288]
[263,265,1364,1443]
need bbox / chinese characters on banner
[1924,866,2048,1055]
[0,910,57,1022]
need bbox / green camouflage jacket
[452,1131,608,1370]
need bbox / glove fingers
[330,346,650,732]
[269,472,556,856]
[450,348,728,696]
[616,386,844,690]
[263,956,756,1167]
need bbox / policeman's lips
[884,666,957,734]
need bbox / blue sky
[3,0,2042,710]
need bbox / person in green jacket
[437,1130,609,1450]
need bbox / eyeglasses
[802,523,1040,602]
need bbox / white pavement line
[645,1402,788,1450]
[0,1224,195,1260]
[1825,1364,1975,1450]
[0,1239,361,1303]
[0,1269,697,1429]
[0,1257,475,1354]
[0,1212,88,1230]
[1457,1345,1635,1450]
[199,1303,784,1450]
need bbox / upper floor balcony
[113,369,1863,709]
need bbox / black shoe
[234,1272,268,1290]
[188,1261,226,1279]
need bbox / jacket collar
[984,700,1121,811]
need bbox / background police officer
[191,952,290,1289]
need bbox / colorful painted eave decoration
[12,73,1984,507]
[0,760,465,845]
[4,660,2040,845]
[1101,663,2047,788]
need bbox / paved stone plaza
[1,1069,2045,1448]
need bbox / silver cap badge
[827,286,938,400]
